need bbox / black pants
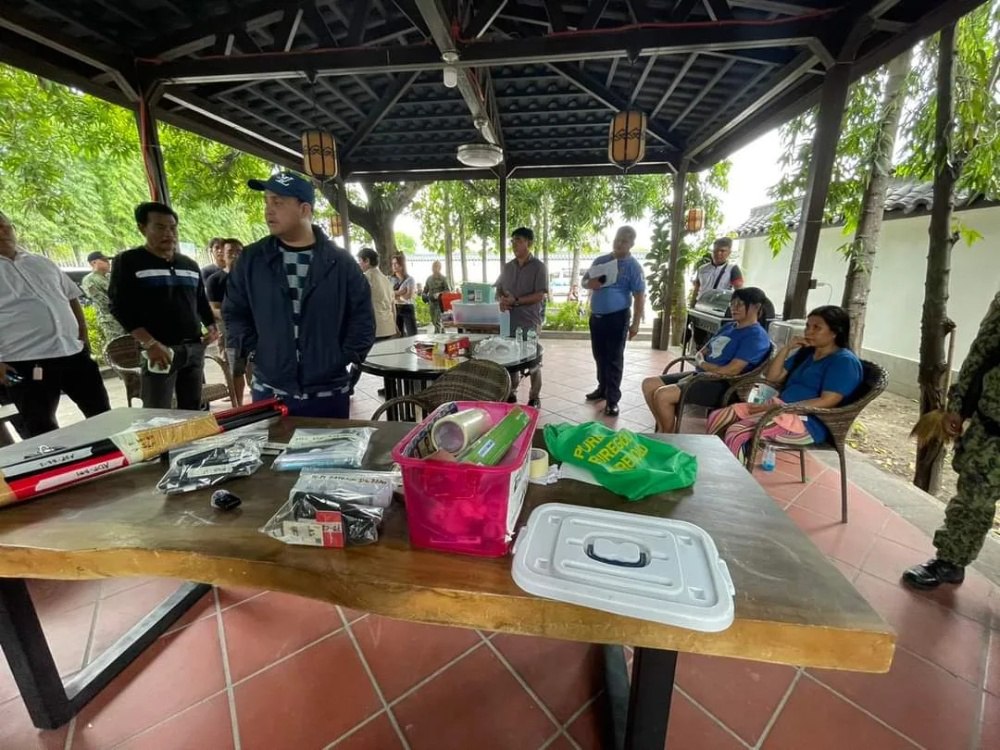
[6,350,111,437]
[141,343,206,410]
[589,309,630,407]
[396,305,417,337]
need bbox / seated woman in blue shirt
[642,287,773,433]
[706,305,864,458]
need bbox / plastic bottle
[526,328,538,353]
[761,445,776,472]
[499,310,511,338]
[514,327,524,354]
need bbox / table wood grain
[0,410,894,673]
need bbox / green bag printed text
[544,422,697,500]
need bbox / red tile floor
[4,339,999,749]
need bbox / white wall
[737,206,1000,396]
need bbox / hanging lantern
[301,130,338,181]
[329,213,343,236]
[608,110,647,169]
[685,207,705,233]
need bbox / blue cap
[247,172,315,205]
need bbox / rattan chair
[103,335,236,409]
[370,359,512,421]
[725,360,888,523]
[662,344,774,433]
[104,335,142,407]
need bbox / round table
[360,335,542,420]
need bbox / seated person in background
[706,305,863,458]
[642,287,772,433]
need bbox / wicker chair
[725,360,888,523]
[103,335,236,409]
[370,359,512,421]
[104,335,143,407]
[662,344,774,433]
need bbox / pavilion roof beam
[682,64,772,144]
[90,0,144,28]
[727,1,816,14]
[301,4,337,47]
[671,0,700,21]
[605,56,619,87]
[467,0,508,38]
[543,0,568,31]
[148,1,300,59]
[650,53,697,119]
[579,0,611,30]
[703,0,735,22]
[390,0,431,37]
[629,54,658,105]
[0,4,135,98]
[547,63,683,151]
[161,92,302,163]
[627,0,654,24]
[317,78,366,117]
[273,7,304,51]
[23,0,119,47]
[144,16,829,84]
[215,94,302,141]
[668,58,735,131]
[685,49,817,158]
[414,0,503,148]
[346,0,373,46]
[342,72,420,158]
[274,79,352,131]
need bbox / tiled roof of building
[734,178,992,237]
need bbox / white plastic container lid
[512,503,736,632]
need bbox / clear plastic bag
[260,491,384,547]
[271,428,375,471]
[293,470,398,508]
[156,428,267,494]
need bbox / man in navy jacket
[224,173,374,418]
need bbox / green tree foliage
[0,65,271,262]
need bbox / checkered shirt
[280,243,314,343]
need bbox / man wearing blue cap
[223,172,375,418]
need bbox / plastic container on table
[512,503,736,632]
[451,302,501,326]
[461,282,497,304]
[392,400,539,557]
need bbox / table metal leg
[603,645,678,750]
[0,578,210,729]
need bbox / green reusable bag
[543,422,697,501]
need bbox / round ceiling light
[457,142,504,168]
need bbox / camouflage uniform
[933,289,1000,566]
[81,270,126,341]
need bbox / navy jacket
[223,226,375,395]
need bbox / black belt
[590,308,628,319]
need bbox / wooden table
[0,410,895,747]
[360,335,542,420]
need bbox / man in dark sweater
[109,202,218,410]
[224,173,374,419]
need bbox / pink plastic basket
[392,401,539,557]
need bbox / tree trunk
[669,264,687,345]
[481,234,488,283]
[541,200,551,291]
[569,245,581,294]
[842,50,912,352]
[443,192,455,286]
[914,24,960,494]
[370,216,398,276]
[459,215,468,284]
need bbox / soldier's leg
[933,430,1000,566]
[904,421,1000,589]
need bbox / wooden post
[782,58,855,320]
[499,173,508,267]
[659,165,687,351]
[134,87,170,205]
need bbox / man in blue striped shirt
[582,226,646,417]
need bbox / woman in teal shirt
[707,305,863,457]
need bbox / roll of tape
[529,447,549,479]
